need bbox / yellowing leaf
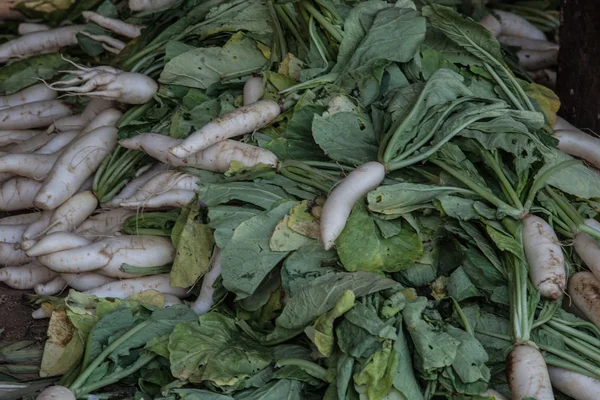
[525,82,560,128]
[287,200,320,240]
[40,310,84,377]
[270,215,313,251]
[278,53,304,80]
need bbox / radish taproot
[0,211,44,225]
[243,76,263,106]
[574,219,600,280]
[33,126,118,210]
[47,98,113,133]
[0,100,73,130]
[35,385,75,400]
[491,10,546,40]
[498,35,559,51]
[517,49,558,70]
[17,23,50,35]
[120,189,195,209]
[0,223,27,243]
[35,130,79,155]
[121,133,278,171]
[0,263,56,289]
[0,130,44,146]
[34,275,67,295]
[101,164,169,208]
[553,129,600,169]
[168,99,281,158]
[568,271,600,328]
[75,208,134,239]
[548,366,600,399]
[0,177,43,211]
[522,214,565,300]
[129,0,178,12]
[0,83,56,110]
[320,162,386,250]
[61,272,116,291]
[191,247,221,315]
[45,191,98,234]
[82,11,143,38]
[0,152,60,180]
[37,241,111,273]
[83,274,188,298]
[21,210,53,241]
[0,25,84,63]
[24,232,91,256]
[506,344,554,400]
[0,242,33,265]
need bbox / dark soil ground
[0,284,48,342]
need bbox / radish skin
[191,248,221,315]
[0,100,74,130]
[0,130,43,146]
[574,219,600,280]
[555,116,578,131]
[498,36,559,51]
[0,178,43,211]
[320,162,386,250]
[517,49,558,70]
[35,130,79,155]
[32,306,53,319]
[568,271,600,329]
[82,11,143,38]
[548,366,600,399]
[34,275,67,295]
[0,211,43,225]
[506,344,554,400]
[479,14,502,37]
[101,164,168,208]
[168,100,281,158]
[25,232,91,256]
[129,0,178,12]
[37,241,111,273]
[0,242,33,265]
[78,108,122,138]
[61,272,115,291]
[522,214,565,300]
[97,235,175,278]
[0,223,27,243]
[45,191,98,234]
[553,129,600,169]
[75,208,134,240]
[33,126,118,210]
[22,210,53,241]
[163,293,183,307]
[3,131,54,154]
[83,274,188,298]
[243,76,263,106]
[0,83,57,110]
[0,152,59,180]
[18,23,50,35]
[0,263,56,289]
[121,133,278,171]
[116,170,180,203]
[35,385,75,400]
[0,25,84,63]
[120,189,195,209]
[492,10,546,41]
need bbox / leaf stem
[483,63,524,110]
[524,160,582,210]
[481,149,524,210]
[276,358,328,381]
[299,1,343,43]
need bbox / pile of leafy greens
[4,0,596,400]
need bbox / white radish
[555,116,578,131]
[522,214,565,300]
[548,366,600,399]
[498,35,559,51]
[45,191,98,234]
[48,99,116,134]
[574,219,600,280]
[50,63,158,105]
[0,25,84,63]
[101,163,169,208]
[0,83,57,110]
[320,162,386,250]
[243,76,263,106]
[120,133,278,171]
[32,306,53,320]
[0,211,44,225]
[0,130,43,146]
[83,274,188,298]
[0,263,56,289]
[33,126,118,210]
[568,271,600,329]
[117,170,180,203]
[492,10,547,40]
[553,129,600,169]
[82,11,144,38]
[79,32,126,53]
[78,108,122,137]
[22,210,53,241]
[479,389,508,400]
[507,344,554,400]
[37,241,111,273]
[35,385,75,400]
[0,152,59,180]
[517,49,558,70]
[35,130,79,155]
[0,223,27,243]
[97,235,175,278]
[0,178,42,211]
[34,276,67,295]
[168,99,281,158]
[163,293,183,307]
[0,100,74,130]
[479,14,502,37]
[17,23,50,35]
[75,208,135,240]
[129,0,178,12]
[24,232,91,256]
[0,242,33,265]
[120,189,195,209]
[3,131,54,154]
[61,272,115,291]
[191,247,221,315]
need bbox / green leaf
[276,271,399,329]
[208,205,261,249]
[305,290,355,358]
[368,183,469,215]
[446,326,490,385]
[197,182,290,209]
[543,148,600,199]
[168,312,272,387]
[447,266,482,301]
[221,201,296,299]
[269,215,313,252]
[169,205,215,288]
[392,315,424,400]
[336,202,423,273]
[353,340,397,400]
[0,53,71,95]
[160,33,268,89]
[234,379,304,400]
[281,242,337,297]
[435,195,497,221]
[312,112,378,165]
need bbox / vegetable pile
[3,0,600,399]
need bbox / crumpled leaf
[40,310,84,377]
[270,215,313,252]
[353,340,398,400]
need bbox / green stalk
[73,352,157,396]
[484,63,525,110]
[275,5,310,54]
[542,326,600,364]
[544,357,600,380]
[279,168,331,193]
[278,72,339,94]
[452,298,473,335]
[430,159,521,218]
[578,224,600,242]
[268,0,287,61]
[303,161,353,171]
[299,1,343,43]
[276,358,328,381]
[116,101,155,128]
[481,149,524,210]
[532,301,559,329]
[544,187,584,226]
[119,264,172,275]
[551,317,600,339]
[70,321,151,390]
[523,160,582,210]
